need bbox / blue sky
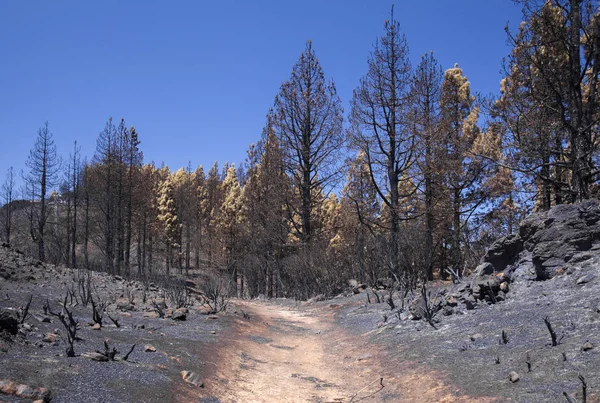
[0,1,523,191]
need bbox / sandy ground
[198,300,501,403]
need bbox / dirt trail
[196,300,501,403]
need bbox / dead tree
[544,316,561,346]
[90,294,106,327]
[201,274,230,314]
[421,284,441,329]
[24,122,60,261]
[151,300,165,318]
[500,330,509,345]
[106,311,120,328]
[77,269,92,306]
[17,295,33,324]
[46,294,80,357]
[579,374,587,403]
[563,375,587,403]
[93,340,136,362]
[386,288,395,310]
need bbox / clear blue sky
[0,0,523,192]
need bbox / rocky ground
[1,201,600,402]
[0,245,229,403]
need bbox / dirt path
[195,300,502,403]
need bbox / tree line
[2,1,600,299]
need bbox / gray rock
[470,333,484,342]
[172,308,187,321]
[581,341,594,351]
[181,370,204,387]
[442,306,454,316]
[408,296,426,320]
[116,297,134,312]
[509,371,520,383]
[482,234,524,274]
[577,274,595,284]
[446,296,458,307]
[472,200,600,282]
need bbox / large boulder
[474,200,600,282]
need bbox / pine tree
[411,51,443,280]
[243,120,290,297]
[157,168,180,275]
[273,40,344,245]
[350,8,416,278]
[24,122,61,261]
[216,166,246,294]
[498,0,600,203]
[2,167,15,244]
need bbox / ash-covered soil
[332,258,600,403]
[0,245,230,403]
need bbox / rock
[196,306,213,315]
[143,311,160,319]
[442,306,454,316]
[181,370,204,387]
[0,379,17,395]
[119,312,132,317]
[207,315,219,320]
[509,371,520,383]
[144,344,156,352]
[210,330,216,334]
[81,352,109,362]
[116,298,134,312]
[486,234,524,271]
[0,310,18,335]
[446,296,458,307]
[172,309,187,321]
[398,311,410,321]
[500,282,509,293]
[91,323,101,330]
[15,384,36,399]
[475,200,600,282]
[475,262,495,276]
[470,333,484,342]
[42,333,58,343]
[357,353,373,361]
[474,276,501,292]
[3,383,52,401]
[352,284,367,294]
[464,299,475,310]
[577,274,595,284]
[581,341,594,351]
[408,296,426,320]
